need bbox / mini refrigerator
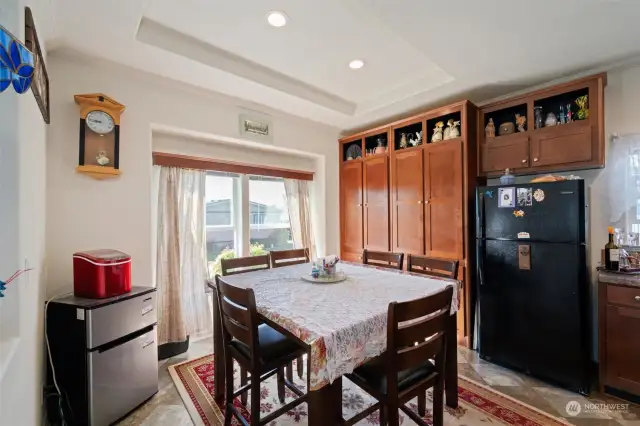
[476,180,591,394]
[46,287,158,425]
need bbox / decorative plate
[301,271,347,284]
[346,144,362,160]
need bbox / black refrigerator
[476,180,591,395]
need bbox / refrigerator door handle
[477,191,486,286]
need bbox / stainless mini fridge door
[88,327,158,426]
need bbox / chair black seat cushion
[348,357,436,395]
[231,324,301,364]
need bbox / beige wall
[46,52,340,297]
[0,1,49,424]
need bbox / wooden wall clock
[74,93,125,179]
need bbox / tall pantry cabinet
[339,101,483,345]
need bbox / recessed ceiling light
[349,59,364,70]
[267,11,288,27]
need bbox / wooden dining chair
[344,286,454,426]
[216,276,308,426]
[269,248,310,268]
[221,254,270,276]
[407,254,459,279]
[363,249,404,270]
[268,248,309,379]
[220,254,270,405]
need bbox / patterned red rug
[169,355,572,426]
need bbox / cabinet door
[341,161,363,254]
[482,134,530,173]
[606,305,640,395]
[530,121,592,167]
[391,150,424,255]
[424,141,463,259]
[363,156,389,251]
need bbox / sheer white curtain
[155,166,212,344]
[608,135,640,238]
[284,179,316,259]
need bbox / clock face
[86,110,115,135]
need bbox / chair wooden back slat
[216,275,259,356]
[395,308,449,349]
[269,248,309,268]
[387,286,453,379]
[362,249,404,270]
[407,254,459,279]
[221,254,270,276]
[395,333,445,372]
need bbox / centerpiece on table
[303,255,347,284]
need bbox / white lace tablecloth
[222,261,459,390]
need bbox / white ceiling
[49,0,640,130]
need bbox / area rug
[169,355,572,426]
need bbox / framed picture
[498,187,515,208]
[239,110,273,143]
[24,7,49,124]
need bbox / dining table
[207,261,460,426]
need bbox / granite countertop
[599,270,640,288]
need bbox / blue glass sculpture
[0,24,34,94]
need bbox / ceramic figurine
[545,112,558,127]
[445,119,460,140]
[485,118,496,138]
[399,133,408,148]
[409,131,422,146]
[96,151,110,166]
[576,95,589,120]
[432,121,444,142]
[566,103,572,122]
[515,114,526,132]
[534,106,543,129]
[375,137,386,154]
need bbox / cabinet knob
[635,296,640,301]
[418,200,422,204]
[521,159,527,164]
[358,203,362,207]
[533,158,539,162]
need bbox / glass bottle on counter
[605,226,620,271]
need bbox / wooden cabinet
[391,149,424,255]
[340,160,364,258]
[424,141,463,260]
[530,120,592,167]
[339,131,392,263]
[482,134,530,172]
[479,74,605,177]
[341,101,483,346]
[363,156,389,252]
[599,273,640,399]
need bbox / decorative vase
[375,138,386,154]
[500,168,516,185]
[534,106,543,129]
[498,122,515,136]
[545,112,558,127]
[515,114,526,132]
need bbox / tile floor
[118,339,640,425]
